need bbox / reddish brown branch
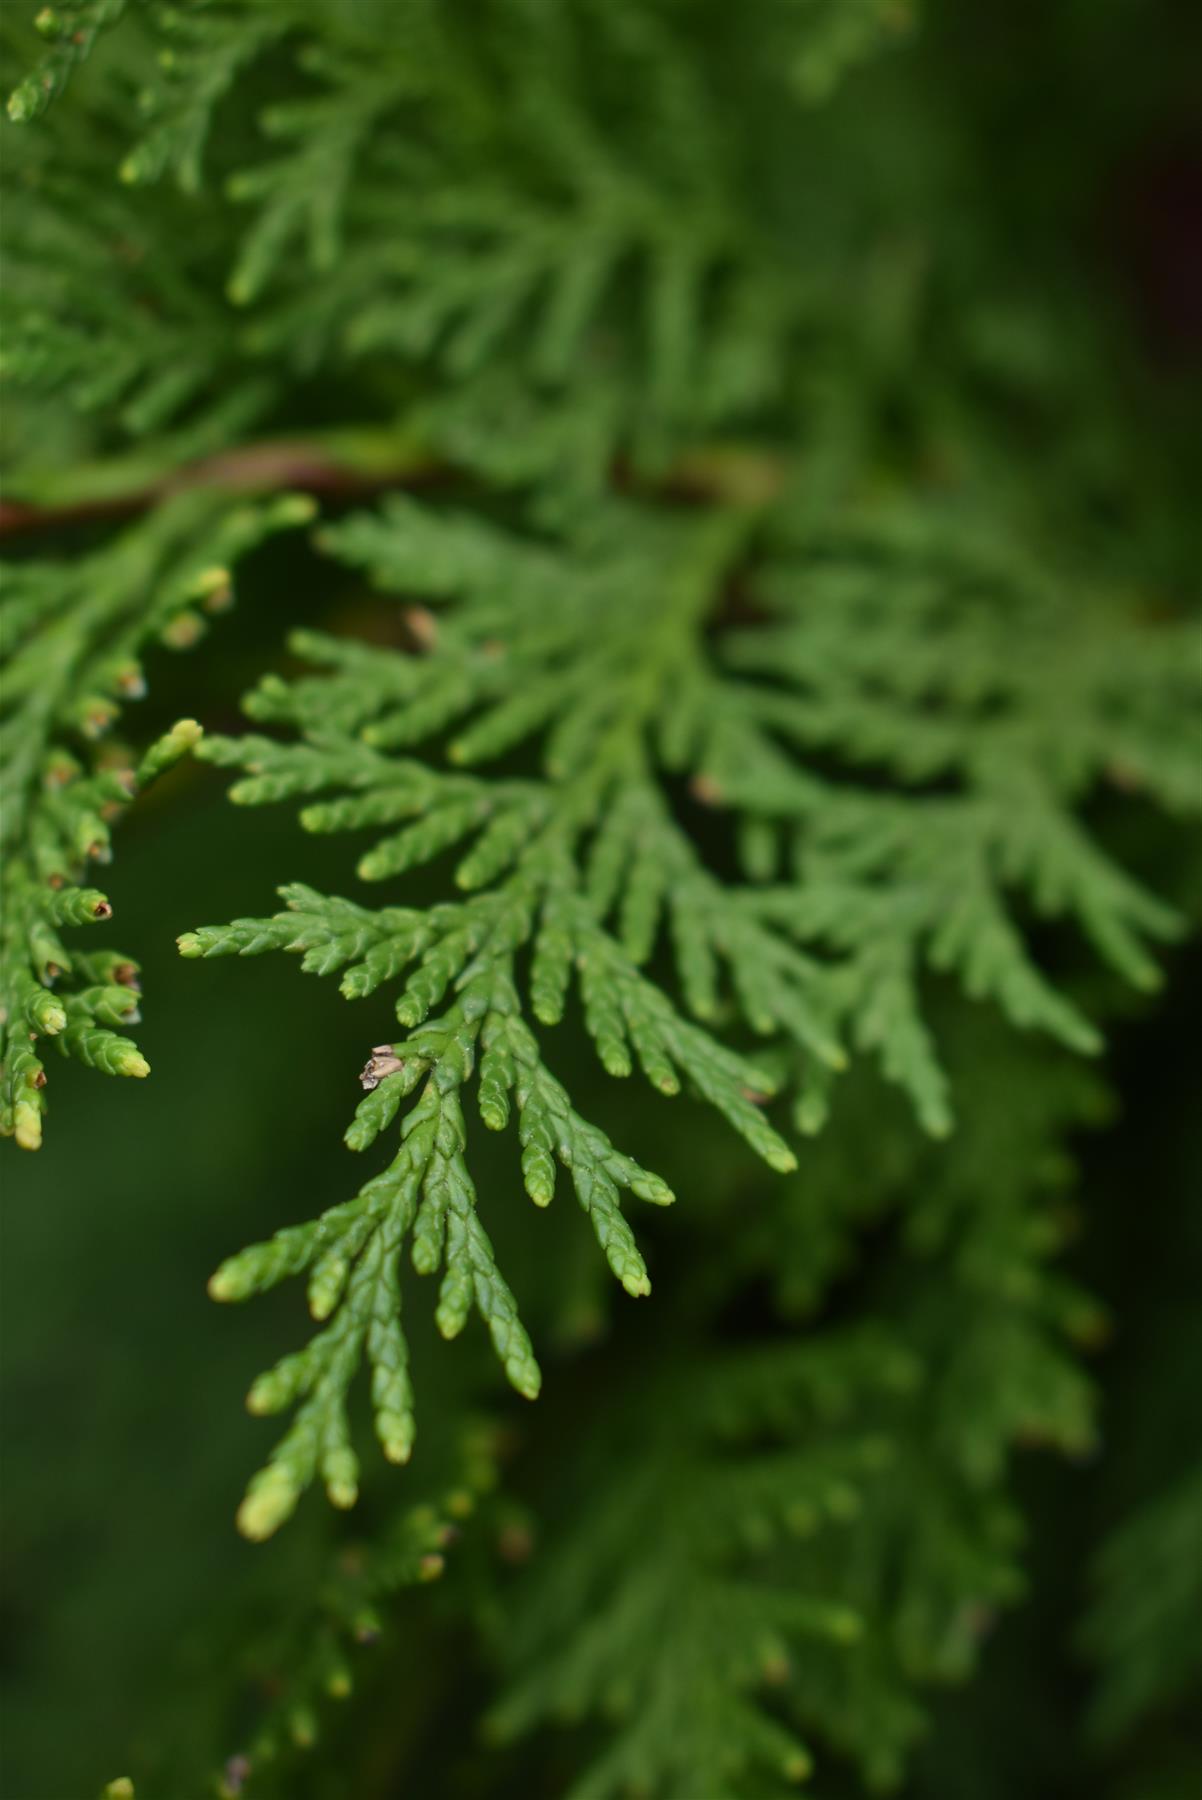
[0,435,784,541]
[0,438,448,541]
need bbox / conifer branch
[1,1,1198,1792]
[181,481,1196,1535]
[0,429,442,539]
[5,0,127,125]
[0,489,313,1146]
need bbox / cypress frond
[1,2,1198,1795]
[0,489,311,1147]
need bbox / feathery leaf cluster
[176,484,1195,1532]
[1,488,311,1146]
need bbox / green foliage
[173,485,1192,1534]
[196,1017,1107,1797]
[0,488,311,1146]
[487,1331,903,1800]
[1,0,1199,1796]
[5,1,128,125]
[217,1422,502,1794]
[1083,1462,1202,1742]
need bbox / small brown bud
[404,606,438,650]
[690,773,725,807]
[360,1045,404,1090]
[222,1753,252,1795]
[497,1521,535,1564]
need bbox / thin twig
[0,437,448,541]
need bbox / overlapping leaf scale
[183,904,690,1535]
